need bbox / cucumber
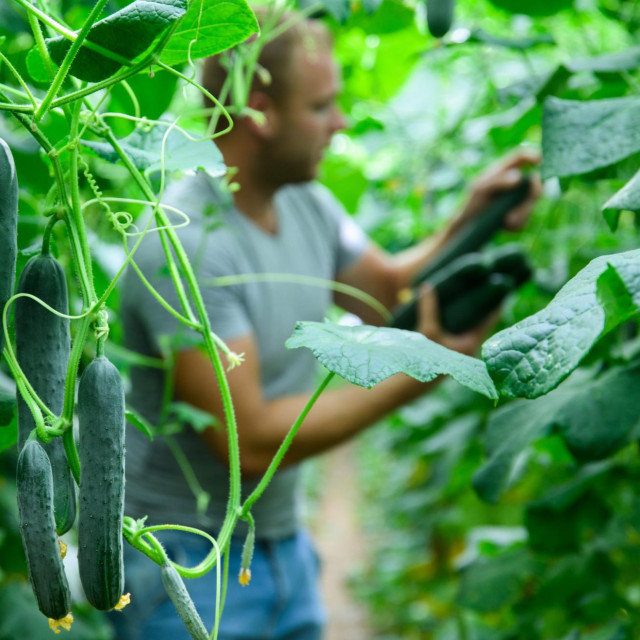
[17,439,71,621]
[441,273,515,334]
[15,253,76,535]
[0,137,18,356]
[484,243,532,287]
[391,253,489,330]
[161,562,209,640]
[412,177,531,287]
[427,0,456,38]
[77,355,125,611]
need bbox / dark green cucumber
[17,439,71,621]
[441,273,515,334]
[412,177,531,287]
[391,252,489,330]
[77,355,125,611]
[0,137,18,356]
[427,0,456,38]
[161,562,209,640]
[15,254,76,535]
[484,243,532,287]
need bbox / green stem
[27,8,57,80]
[33,0,111,123]
[102,129,243,545]
[241,372,335,517]
[164,435,211,517]
[208,273,391,322]
[3,98,95,305]
[62,313,92,423]
[68,103,97,304]
[158,227,197,324]
[62,429,80,485]
[41,215,59,254]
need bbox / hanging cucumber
[15,253,76,535]
[391,253,489,330]
[440,273,515,334]
[0,137,18,356]
[161,561,210,640]
[484,243,532,287]
[427,0,456,38]
[17,439,72,621]
[412,177,531,287]
[77,355,125,611]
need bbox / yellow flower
[113,593,131,611]
[48,613,73,634]
[58,539,67,559]
[238,568,252,587]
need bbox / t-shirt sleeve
[306,182,369,273]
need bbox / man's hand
[415,284,498,356]
[456,149,543,232]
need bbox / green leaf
[126,408,155,440]
[488,0,572,16]
[566,46,640,75]
[541,96,640,179]
[482,249,640,399]
[168,401,219,432]
[457,548,535,612]
[286,321,498,399]
[0,387,16,427]
[82,125,226,176]
[473,364,640,502]
[26,46,50,83]
[159,0,258,66]
[603,168,640,231]
[46,0,188,82]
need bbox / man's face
[260,42,347,185]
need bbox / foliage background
[1,0,639,638]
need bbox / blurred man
[114,11,540,640]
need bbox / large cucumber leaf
[82,125,226,177]
[541,97,640,179]
[286,321,498,399]
[482,249,640,399]
[47,0,188,82]
[159,0,258,66]
[473,363,640,503]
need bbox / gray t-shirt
[121,172,367,539]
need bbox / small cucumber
[15,254,76,535]
[427,0,456,38]
[161,562,209,640]
[77,355,125,611]
[0,137,18,356]
[412,178,531,287]
[484,243,532,287]
[441,273,515,334]
[17,439,71,621]
[391,253,489,330]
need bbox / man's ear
[245,91,280,139]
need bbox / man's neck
[219,139,279,234]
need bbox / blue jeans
[108,529,326,640]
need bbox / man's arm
[173,288,488,475]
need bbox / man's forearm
[212,372,437,475]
